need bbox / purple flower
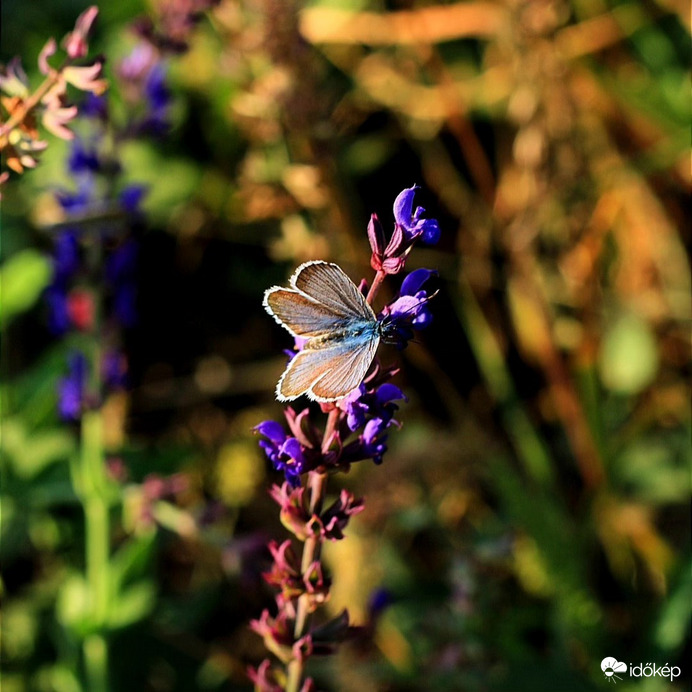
[393,185,440,245]
[52,230,80,282]
[58,352,88,420]
[81,92,108,120]
[55,183,93,214]
[360,419,388,464]
[255,421,311,487]
[378,268,436,348]
[103,350,128,389]
[389,268,436,328]
[118,41,157,83]
[106,239,138,284]
[338,382,406,432]
[145,63,170,111]
[140,63,171,135]
[368,588,394,616]
[45,284,70,334]
[106,239,139,327]
[119,185,147,214]
[68,138,101,174]
[369,186,440,274]
[113,284,137,327]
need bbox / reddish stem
[365,269,387,306]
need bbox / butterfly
[263,261,393,402]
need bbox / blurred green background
[1,0,690,690]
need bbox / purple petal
[281,437,305,464]
[401,268,435,296]
[53,231,80,280]
[388,295,420,319]
[393,186,418,228]
[419,218,440,244]
[255,420,287,444]
[375,383,407,404]
[363,418,384,444]
[119,185,147,213]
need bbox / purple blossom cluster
[255,367,407,486]
[48,119,143,420]
[45,23,177,422]
[250,186,439,690]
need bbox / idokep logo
[601,658,627,683]
[600,657,682,684]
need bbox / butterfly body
[263,261,384,402]
[305,320,380,349]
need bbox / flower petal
[38,38,57,75]
[255,420,287,444]
[400,268,436,296]
[393,185,418,228]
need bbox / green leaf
[654,560,692,652]
[107,582,155,630]
[0,249,52,325]
[110,531,157,590]
[616,436,691,504]
[598,313,659,394]
[56,574,92,635]
[2,418,76,479]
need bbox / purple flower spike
[253,185,438,687]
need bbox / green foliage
[0,249,52,326]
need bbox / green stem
[83,632,109,692]
[81,409,110,692]
[79,226,110,690]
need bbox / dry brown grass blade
[556,10,647,59]
[300,2,505,46]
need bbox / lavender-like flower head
[251,186,438,689]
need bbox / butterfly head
[377,269,437,349]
